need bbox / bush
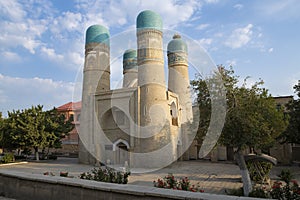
[247,161,273,184]
[1,153,15,164]
[249,186,270,198]
[80,167,130,184]
[60,172,68,177]
[14,155,27,160]
[226,187,244,196]
[270,169,300,200]
[153,173,204,192]
[48,154,57,160]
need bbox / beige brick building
[78,10,195,169]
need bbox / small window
[276,104,281,111]
[69,114,74,121]
[77,114,80,122]
[170,102,178,126]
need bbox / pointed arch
[113,139,130,151]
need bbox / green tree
[3,105,74,160]
[43,108,74,155]
[192,66,288,196]
[0,111,22,151]
[278,82,300,144]
[0,112,3,149]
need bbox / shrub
[270,169,300,200]
[226,187,244,196]
[247,161,273,184]
[60,172,68,177]
[80,167,130,184]
[153,173,204,192]
[48,154,57,160]
[249,186,270,198]
[1,153,15,164]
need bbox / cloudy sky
[0,0,299,115]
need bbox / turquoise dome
[136,10,163,31]
[123,49,137,60]
[123,49,137,70]
[85,25,110,45]
[167,34,187,53]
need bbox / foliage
[0,112,3,147]
[191,66,288,151]
[190,76,211,146]
[226,187,244,196]
[228,170,300,199]
[227,186,271,198]
[247,161,273,184]
[249,186,270,198]
[153,173,204,192]
[80,167,130,184]
[270,169,300,200]
[191,66,288,196]
[279,82,300,144]
[0,105,74,160]
[0,153,15,164]
[60,172,69,177]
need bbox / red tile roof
[57,101,81,111]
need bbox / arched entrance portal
[113,139,129,165]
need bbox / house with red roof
[56,101,81,156]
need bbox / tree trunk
[235,150,252,196]
[34,147,39,161]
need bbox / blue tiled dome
[123,49,137,60]
[167,34,187,53]
[85,25,110,46]
[123,49,137,70]
[136,10,162,31]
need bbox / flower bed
[153,173,204,193]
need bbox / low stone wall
[0,170,259,200]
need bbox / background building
[56,101,81,156]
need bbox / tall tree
[0,113,3,150]
[43,108,74,154]
[3,105,74,160]
[192,66,288,196]
[279,81,300,144]
[10,105,48,160]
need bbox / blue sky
[0,0,299,115]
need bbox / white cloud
[1,51,21,62]
[0,0,26,21]
[196,23,210,30]
[257,0,300,20]
[0,74,75,115]
[224,24,253,49]
[198,38,213,49]
[67,52,84,69]
[50,11,83,34]
[226,59,237,66]
[204,0,219,4]
[40,47,64,62]
[233,4,243,10]
[0,4,48,54]
[268,48,274,53]
[75,0,202,29]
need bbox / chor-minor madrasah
[79,10,196,169]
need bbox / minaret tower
[79,25,110,164]
[123,49,138,88]
[167,34,193,160]
[136,10,167,127]
[135,10,171,166]
[136,10,168,130]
